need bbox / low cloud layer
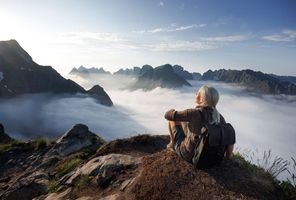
[0,76,295,180]
[0,93,148,140]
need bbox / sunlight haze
[0,0,295,76]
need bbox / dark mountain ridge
[269,74,296,84]
[0,40,113,106]
[202,69,296,95]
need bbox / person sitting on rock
[164,85,235,168]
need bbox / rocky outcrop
[48,124,104,157]
[0,123,12,143]
[0,40,113,106]
[87,85,113,106]
[202,69,296,95]
[2,170,49,200]
[0,124,104,200]
[65,154,141,188]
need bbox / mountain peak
[0,39,34,68]
[87,85,113,106]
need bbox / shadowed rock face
[202,69,296,95]
[0,40,113,106]
[87,85,113,106]
[0,40,85,96]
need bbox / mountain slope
[0,40,113,106]
[202,69,296,95]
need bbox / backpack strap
[192,108,208,168]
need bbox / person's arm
[225,144,234,159]
[164,108,196,122]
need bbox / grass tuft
[34,139,47,150]
[55,158,82,178]
[48,180,59,193]
[74,175,91,188]
[96,142,109,154]
[0,140,26,153]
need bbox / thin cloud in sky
[134,23,206,34]
[201,34,250,42]
[142,40,218,51]
[59,32,126,44]
[56,31,217,52]
[158,1,164,7]
[262,30,296,42]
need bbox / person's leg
[167,121,181,149]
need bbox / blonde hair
[197,85,220,124]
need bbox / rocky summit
[0,124,293,200]
[87,85,113,106]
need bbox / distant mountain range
[202,69,296,95]
[70,65,296,95]
[0,40,113,106]
[70,66,111,76]
[70,64,192,90]
[112,64,202,80]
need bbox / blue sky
[0,0,295,75]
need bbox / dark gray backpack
[192,109,236,168]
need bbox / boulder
[0,170,49,200]
[66,154,141,187]
[47,124,104,157]
[42,188,72,200]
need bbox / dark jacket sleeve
[164,108,196,122]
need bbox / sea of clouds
[0,74,295,180]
